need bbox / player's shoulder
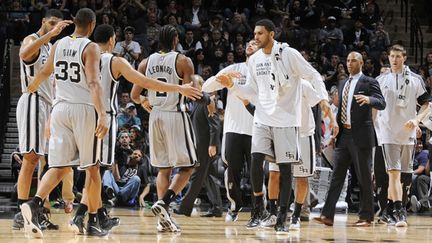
[376,70,391,81]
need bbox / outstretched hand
[216,71,242,88]
[48,20,73,38]
[179,83,203,101]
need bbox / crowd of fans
[4,0,432,215]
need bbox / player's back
[100,52,119,114]
[53,36,93,106]
[146,51,182,111]
[20,33,53,103]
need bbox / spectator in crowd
[117,103,141,129]
[423,52,432,77]
[183,0,208,34]
[410,138,430,213]
[95,0,118,19]
[103,149,147,206]
[209,14,226,33]
[379,50,389,67]
[361,1,382,31]
[275,15,304,50]
[29,0,51,11]
[345,19,369,53]
[193,49,207,76]
[201,65,213,82]
[178,29,202,58]
[322,54,342,89]
[166,13,185,40]
[119,91,131,112]
[204,29,229,58]
[100,13,115,26]
[227,12,252,38]
[145,12,162,54]
[129,125,147,153]
[115,131,134,168]
[369,21,390,60]
[331,0,361,30]
[162,0,182,25]
[320,33,346,60]
[289,0,305,28]
[118,0,146,43]
[319,16,344,44]
[363,58,380,78]
[113,26,141,68]
[219,51,235,71]
[7,0,29,45]
[233,42,246,63]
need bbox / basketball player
[216,19,336,233]
[68,24,202,234]
[130,25,201,233]
[21,8,109,238]
[375,44,430,227]
[201,39,259,222]
[263,79,334,230]
[14,9,71,230]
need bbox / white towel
[421,103,432,131]
[395,66,412,108]
[270,41,290,100]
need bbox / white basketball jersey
[53,36,92,106]
[100,53,119,114]
[20,33,53,103]
[145,51,183,111]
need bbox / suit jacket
[336,74,386,148]
[189,93,221,151]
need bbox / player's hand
[354,94,370,106]
[329,118,339,138]
[27,81,40,93]
[95,115,109,139]
[216,71,242,88]
[207,98,216,117]
[140,98,152,113]
[208,145,217,157]
[139,194,145,207]
[405,119,419,130]
[48,20,73,38]
[179,83,203,101]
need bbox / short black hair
[255,19,276,32]
[94,24,114,43]
[124,26,135,34]
[158,25,178,51]
[74,8,96,28]
[44,9,63,19]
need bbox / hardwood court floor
[2,208,432,242]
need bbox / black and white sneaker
[246,207,262,229]
[289,216,300,230]
[377,208,396,226]
[394,209,408,227]
[70,215,86,235]
[86,218,109,236]
[99,208,120,231]
[39,208,59,230]
[225,210,239,222]
[151,200,180,232]
[12,212,24,230]
[21,201,43,238]
[274,212,289,235]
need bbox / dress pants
[322,128,374,221]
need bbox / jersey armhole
[79,40,92,69]
[109,56,120,83]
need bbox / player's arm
[113,56,202,99]
[83,42,108,138]
[27,42,58,93]
[19,20,72,62]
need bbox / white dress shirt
[343,72,362,125]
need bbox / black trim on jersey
[180,112,194,165]
[109,56,119,81]
[81,41,92,69]
[109,77,116,114]
[26,93,32,151]
[22,63,29,87]
[308,136,313,174]
[35,92,40,153]
[92,110,99,164]
[417,92,430,106]
[174,52,180,79]
[107,114,114,165]
[295,128,300,161]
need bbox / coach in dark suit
[314,51,386,226]
[176,80,222,217]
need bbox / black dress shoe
[201,208,222,217]
[173,208,191,217]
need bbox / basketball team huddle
[14,7,431,238]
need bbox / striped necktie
[340,77,353,124]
